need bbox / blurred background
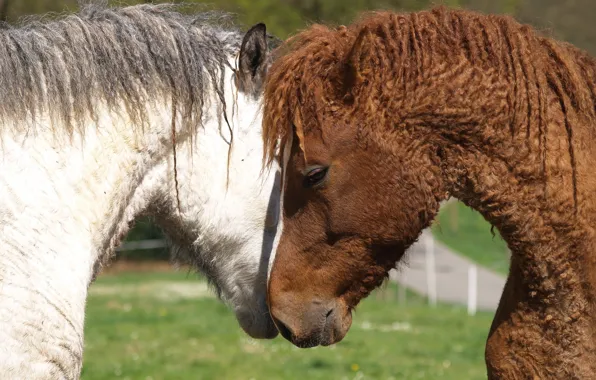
[2,1,591,379]
[2,0,595,57]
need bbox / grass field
[82,270,494,380]
[432,201,510,275]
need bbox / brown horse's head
[263,13,450,347]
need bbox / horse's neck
[425,84,596,367]
[0,103,178,275]
[394,32,596,244]
[376,11,596,372]
[436,62,596,242]
[142,114,237,249]
[0,107,178,375]
[431,55,596,314]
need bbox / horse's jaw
[148,87,281,339]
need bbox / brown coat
[263,6,596,379]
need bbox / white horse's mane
[0,2,240,136]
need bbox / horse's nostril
[273,317,294,341]
[325,308,334,318]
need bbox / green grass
[82,271,495,380]
[432,201,510,275]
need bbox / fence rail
[118,235,501,316]
[116,239,168,252]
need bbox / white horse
[0,3,280,379]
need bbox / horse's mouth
[272,302,352,348]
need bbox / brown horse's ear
[341,26,373,98]
[237,23,268,96]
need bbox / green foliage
[83,271,493,379]
[3,0,78,21]
[120,218,169,261]
[4,0,593,55]
[0,0,525,41]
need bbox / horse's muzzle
[270,297,352,348]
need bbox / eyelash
[303,166,329,188]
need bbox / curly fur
[264,6,596,379]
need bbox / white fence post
[424,231,437,307]
[468,264,478,316]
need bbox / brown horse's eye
[303,166,329,188]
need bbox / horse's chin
[235,309,279,339]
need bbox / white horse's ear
[237,23,269,96]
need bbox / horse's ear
[341,27,373,98]
[237,23,269,96]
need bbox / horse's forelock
[262,23,354,169]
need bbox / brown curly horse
[262,6,596,379]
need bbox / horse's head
[151,23,282,340]
[262,22,445,347]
